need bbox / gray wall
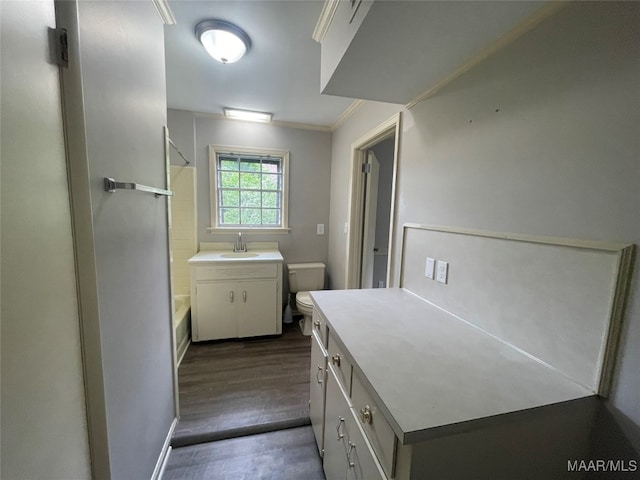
[328,101,402,289]
[0,2,91,477]
[58,1,176,477]
[168,109,332,292]
[167,108,196,167]
[329,1,640,448]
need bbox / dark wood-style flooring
[164,426,324,480]
[167,321,325,479]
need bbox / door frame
[164,126,181,419]
[360,150,380,288]
[345,113,401,289]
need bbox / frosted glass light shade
[195,20,251,64]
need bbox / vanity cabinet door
[237,279,278,338]
[190,260,282,341]
[194,281,238,341]
[324,366,387,480]
[310,330,328,455]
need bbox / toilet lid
[296,292,313,308]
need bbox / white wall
[169,110,332,291]
[0,1,91,478]
[329,1,640,448]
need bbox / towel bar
[103,177,174,197]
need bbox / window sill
[207,227,291,235]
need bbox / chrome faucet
[233,232,247,252]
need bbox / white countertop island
[310,288,594,445]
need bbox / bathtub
[174,295,191,365]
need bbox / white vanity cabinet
[314,319,389,480]
[310,289,600,480]
[189,251,283,341]
[323,364,387,480]
[309,329,328,454]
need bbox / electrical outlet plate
[436,260,448,284]
[425,257,435,279]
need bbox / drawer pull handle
[360,405,372,424]
[336,416,345,439]
[331,354,341,367]
[242,290,247,302]
[315,366,323,385]
[347,441,356,469]
[229,291,234,303]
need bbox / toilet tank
[287,262,325,292]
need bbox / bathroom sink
[220,252,260,258]
[188,244,284,264]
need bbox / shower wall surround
[170,166,197,296]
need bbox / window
[208,145,289,232]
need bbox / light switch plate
[317,223,325,235]
[425,257,435,279]
[436,260,448,284]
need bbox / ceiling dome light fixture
[195,19,251,64]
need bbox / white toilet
[287,262,325,335]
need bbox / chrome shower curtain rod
[168,137,191,165]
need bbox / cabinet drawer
[195,263,277,281]
[328,332,352,393]
[312,308,328,347]
[324,366,387,480]
[351,370,397,478]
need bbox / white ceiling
[164,1,553,128]
[164,0,356,128]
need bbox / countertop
[188,249,283,264]
[310,288,593,444]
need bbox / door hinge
[50,27,69,68]
[362,162,371,173]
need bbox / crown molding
[331,99,366,131]
[152,0,176,25]
[313,0,340,43]
[405,1,568,110]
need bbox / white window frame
[207,145,290,233]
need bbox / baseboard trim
[152,417,178,480]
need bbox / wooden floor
[164,426,325,480]
[167,320,325,479]
[173,321,312,446]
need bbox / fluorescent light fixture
[195,19,251,64]
[224,108,273,123]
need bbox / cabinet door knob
[313,319,321,327]
[242,291,247,302]
[229,291,234,303]
[331,354,341,367]
[360,405,372,424]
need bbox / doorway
[345,113,401,289]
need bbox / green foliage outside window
[217,153,283,226]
